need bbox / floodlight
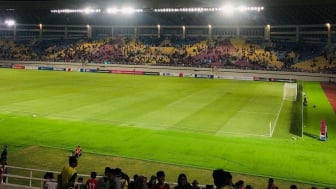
[238,6,247,12]
[221,4,234,14]
[107,8,118,14]
[83,8,93,14]
[5,19,15,26]
[121,7,135,14]
[82,8,100,14]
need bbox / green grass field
[0,68,335,187]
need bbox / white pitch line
[270,99,285,137]
[215,131,273,138]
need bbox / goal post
[283,82,298,101]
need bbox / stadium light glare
[221,4,234,15]
[238,6,247,12]
[83,7,99,14]
[106,8,118,14]
[121,7,135,14]
[5,19,15,26]
[83,8,91,14]
[52,6,264,14]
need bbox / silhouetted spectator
[174,174,192,189]
[0,145,7,162]
[267,178,277,189]
[153,171,169,189]
[147,175,156,189]
[191,180,200,189]
[212,169,234,189]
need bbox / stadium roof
[0,0,336,25]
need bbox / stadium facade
[0,23,335,46]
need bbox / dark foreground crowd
[0,145,331,189]
[39,154,329,189]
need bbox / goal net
[283,82,298,101]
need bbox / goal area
[283,82,298,101]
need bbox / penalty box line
[270,99,285,137]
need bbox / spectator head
[290,185,298,189]
[108,168,117,180]
[44,172,54,179]
[235,180,244,189]
[150,175,157,183]
[192,180,199,187]
[246,185,253,189]
[69,155,78,168]
[156,171,165,178]
[91,172,97,179]
[156,171,165,183]
[133,174,139,181]
[104,167,111,175]
[177,173,188,186]
[115,168,122,177]
[212,169,226,187]
[77,177,84,183]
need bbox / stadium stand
[1,36,336,73]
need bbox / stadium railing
[1,165,189,189]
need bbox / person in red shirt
[74,145,82,158]
[86,172,98,189]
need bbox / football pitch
[0,68,335,186]
[0,69,286,137]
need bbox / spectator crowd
[1,37,335,74]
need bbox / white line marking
[270,99,285,137]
